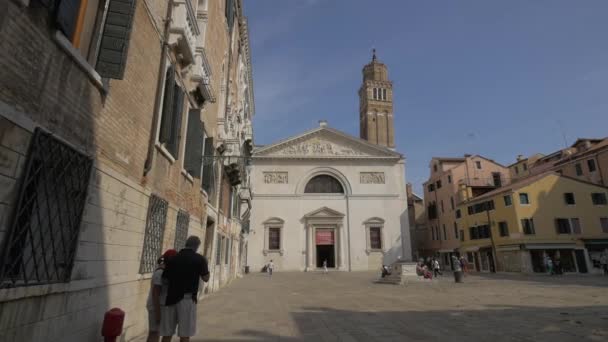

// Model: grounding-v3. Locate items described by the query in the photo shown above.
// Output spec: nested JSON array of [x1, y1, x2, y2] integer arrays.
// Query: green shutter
[[202, 137, 214, 194], [225, 0, 235, 32], [159, 66, 176, 144], [56, 0, 82, 39], [96, 0, 137, 79], [166, 86, 184, 157], [184, 110, 205, 178]]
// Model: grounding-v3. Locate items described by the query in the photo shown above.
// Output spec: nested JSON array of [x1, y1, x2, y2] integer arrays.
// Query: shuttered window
[[184, 110, 206, 177], [202, 137, 215, 196], [370, 227, 382, 249], [269, 228, 281, 250], [56, 0, 82, 40], [95, 0, 137, 79], [159, 65, 185, 158], [225, 0, 235, 32], [215, 236, 222, 265]]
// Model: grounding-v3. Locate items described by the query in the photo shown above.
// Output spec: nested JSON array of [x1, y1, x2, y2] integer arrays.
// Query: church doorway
[[315, 229, 336, 268]]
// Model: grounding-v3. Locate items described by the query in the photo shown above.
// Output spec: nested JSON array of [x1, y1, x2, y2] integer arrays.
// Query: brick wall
[[0, 0, 214, 341]]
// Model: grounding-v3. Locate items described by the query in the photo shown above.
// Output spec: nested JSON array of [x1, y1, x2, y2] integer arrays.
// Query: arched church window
[[304, 175, 344, 194]]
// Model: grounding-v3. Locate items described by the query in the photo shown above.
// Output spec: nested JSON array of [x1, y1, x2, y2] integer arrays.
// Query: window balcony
[[169, 0, 200, 66], [192, 46, 215, 102]]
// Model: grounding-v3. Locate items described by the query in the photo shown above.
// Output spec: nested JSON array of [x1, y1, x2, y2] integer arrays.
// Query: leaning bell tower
[[358, 49, 395, 149]]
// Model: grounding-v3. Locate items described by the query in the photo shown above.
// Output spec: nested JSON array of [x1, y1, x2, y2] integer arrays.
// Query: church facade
[[247, 52, 412, 271]]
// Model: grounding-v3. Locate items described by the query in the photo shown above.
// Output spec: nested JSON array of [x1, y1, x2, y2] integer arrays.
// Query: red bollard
[[101, 308, 125, 342]]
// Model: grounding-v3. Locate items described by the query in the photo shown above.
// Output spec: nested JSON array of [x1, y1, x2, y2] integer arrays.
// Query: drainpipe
[[346, 193, 352, 272], [486, 206, 499, 273], [144, 0, 174, 176]]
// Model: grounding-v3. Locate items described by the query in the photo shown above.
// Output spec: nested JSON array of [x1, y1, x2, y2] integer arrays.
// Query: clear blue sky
[[243, 0, 608, 194]]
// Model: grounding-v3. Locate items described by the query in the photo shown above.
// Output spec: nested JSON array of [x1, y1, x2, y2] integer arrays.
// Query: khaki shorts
[[160, 295, 197, 337]]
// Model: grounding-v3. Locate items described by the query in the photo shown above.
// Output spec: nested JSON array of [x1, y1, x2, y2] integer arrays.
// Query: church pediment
[[253, 127, 401, 159], [303, 207, 345, 219]]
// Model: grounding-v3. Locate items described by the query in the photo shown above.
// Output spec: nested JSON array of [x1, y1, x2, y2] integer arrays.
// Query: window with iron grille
[[174, 210, 190, 250], [139, 195, 168, 274], [269, 228, 281, 250], [0, 129, 92, 288], [370, 227, 382, 249]]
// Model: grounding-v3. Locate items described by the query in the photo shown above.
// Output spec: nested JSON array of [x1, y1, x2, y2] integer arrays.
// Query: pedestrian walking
[[146, 249, 177, 342], [600, 251, 608, 275], [545, 256, 554, 275], [433, 258, 442, 277], [267, 259, 274, 277], [554, 258, 563, 275], [323, 260, 328, 274], [459, 255, 468, 275], [160, 236, 210, 342]]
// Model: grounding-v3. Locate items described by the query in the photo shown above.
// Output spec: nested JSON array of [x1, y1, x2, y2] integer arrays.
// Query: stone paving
[[164, 272, 608, 341]]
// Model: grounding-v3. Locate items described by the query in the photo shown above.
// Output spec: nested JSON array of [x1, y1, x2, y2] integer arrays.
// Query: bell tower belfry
[[358, 49, 395, 149]]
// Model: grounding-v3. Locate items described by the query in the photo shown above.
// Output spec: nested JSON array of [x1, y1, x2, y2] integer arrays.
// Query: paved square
[[182, 272, 608, 341]]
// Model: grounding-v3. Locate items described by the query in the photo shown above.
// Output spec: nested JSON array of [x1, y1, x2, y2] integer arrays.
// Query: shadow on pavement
[[188, 304, 608, 341], [470, 272, 608, 288]]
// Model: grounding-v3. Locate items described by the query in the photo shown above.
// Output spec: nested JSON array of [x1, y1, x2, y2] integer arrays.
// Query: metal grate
[[174, 210, 190, 250], [0, 128, 93, 288], [139, 195, 168, 274]]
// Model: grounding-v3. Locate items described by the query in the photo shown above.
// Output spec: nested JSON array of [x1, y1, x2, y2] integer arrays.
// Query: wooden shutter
[[225, 0, 235, 32], [269, 228, 280, 250], [202, 137, 214, 194], [370, 227, 381, 249], [96, 0, 137, 79], [159, 66, 176, 144], [166, 86, 184, 157], [183, 110, 205, 178], [56, 0, 82, 40]]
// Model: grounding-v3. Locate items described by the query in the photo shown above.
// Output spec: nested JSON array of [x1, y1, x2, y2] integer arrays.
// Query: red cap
[[163, 249, 177, 258]]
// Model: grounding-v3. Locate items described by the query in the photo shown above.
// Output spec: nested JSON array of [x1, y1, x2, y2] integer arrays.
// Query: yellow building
[[456, 172, 608, 274]]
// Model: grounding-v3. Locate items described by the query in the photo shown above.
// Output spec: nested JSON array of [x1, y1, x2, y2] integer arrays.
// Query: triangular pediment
[[253, 127, 402, 159], [303, 206, 345, 219]]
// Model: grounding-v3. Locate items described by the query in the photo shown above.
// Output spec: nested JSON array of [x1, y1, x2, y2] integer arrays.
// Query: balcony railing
[[192, 46, 215, 102], [169, 0, 200, 66], [458, 177, 512, 188]]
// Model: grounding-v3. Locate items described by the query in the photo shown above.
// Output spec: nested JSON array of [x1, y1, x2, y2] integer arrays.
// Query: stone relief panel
[[360, 172, 385, 184], [276, 137, 365, 156], [263, 172, 288, 184]]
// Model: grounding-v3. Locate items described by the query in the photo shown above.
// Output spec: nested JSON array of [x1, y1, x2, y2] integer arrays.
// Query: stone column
[[337, 224, 345, 270], [306, 225, 314, 271]]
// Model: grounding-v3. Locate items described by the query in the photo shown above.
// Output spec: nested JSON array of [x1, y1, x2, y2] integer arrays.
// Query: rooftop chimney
[[517, 154, 524, 161], [319, 120, 328, 128]]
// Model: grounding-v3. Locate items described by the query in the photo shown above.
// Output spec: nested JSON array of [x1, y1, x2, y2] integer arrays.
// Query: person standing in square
[[161, 236, 210, 342]]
